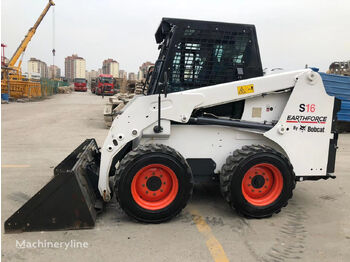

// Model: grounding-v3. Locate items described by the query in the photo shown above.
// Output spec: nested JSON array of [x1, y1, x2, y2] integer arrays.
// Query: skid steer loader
[[5, 18, 340, 232]]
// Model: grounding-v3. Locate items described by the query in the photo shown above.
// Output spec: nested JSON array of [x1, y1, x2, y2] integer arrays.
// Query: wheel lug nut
[[153, 193, 156, 196], [252, 189, 255, 192], [248, 184, 251, 186], [160, 175, 163, 178], [249, 176, 252, 179], [259, 190, 261, 193], [145, 176, 148, 179], [160, 189, 163, 192], [152, 172, 155, 176], [146, 191, 148, 194], [264, 186, 267, 188], [142, 184, 145, 187], [163, 182, 166, 185]]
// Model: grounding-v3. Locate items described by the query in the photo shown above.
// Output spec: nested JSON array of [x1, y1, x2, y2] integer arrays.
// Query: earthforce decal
[[288, 103, 326, 132], [237, 84, 254, 95], [286, 115, 327, 124]]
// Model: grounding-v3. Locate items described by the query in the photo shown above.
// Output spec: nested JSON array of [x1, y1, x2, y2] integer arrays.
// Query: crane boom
[[7, 0, 55, 69]]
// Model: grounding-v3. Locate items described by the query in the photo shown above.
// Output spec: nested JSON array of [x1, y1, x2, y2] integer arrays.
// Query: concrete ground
[[1, 92, 350, 262]]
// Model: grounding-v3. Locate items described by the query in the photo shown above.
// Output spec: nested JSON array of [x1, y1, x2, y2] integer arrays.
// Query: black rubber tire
[[220, 144, 296, 218], [115, 144, 193, 223]]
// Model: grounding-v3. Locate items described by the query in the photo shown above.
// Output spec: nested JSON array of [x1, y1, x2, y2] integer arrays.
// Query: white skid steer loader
[[5, 18, 340, 232]]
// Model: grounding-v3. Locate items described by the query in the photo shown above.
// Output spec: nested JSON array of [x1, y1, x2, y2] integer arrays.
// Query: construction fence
[[1, 78, 68, 99], [40, 78, 69, 96]]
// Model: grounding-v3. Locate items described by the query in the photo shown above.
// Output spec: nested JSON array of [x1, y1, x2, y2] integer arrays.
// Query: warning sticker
[[237, 84, 254, 95]]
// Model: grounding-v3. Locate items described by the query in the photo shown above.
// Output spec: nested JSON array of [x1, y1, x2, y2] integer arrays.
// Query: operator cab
[[147, 18, 264, 119]]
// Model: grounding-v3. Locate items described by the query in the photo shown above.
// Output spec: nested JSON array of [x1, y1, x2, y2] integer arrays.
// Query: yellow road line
[[2, 165, 31, 168], [190, 209, 229, 262]]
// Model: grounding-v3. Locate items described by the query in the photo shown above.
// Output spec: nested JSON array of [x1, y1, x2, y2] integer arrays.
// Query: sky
[[1, 0, 350, 76]]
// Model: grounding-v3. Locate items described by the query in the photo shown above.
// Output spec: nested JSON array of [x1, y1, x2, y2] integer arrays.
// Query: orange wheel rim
[[131, 164, 179, 210], [241, 163, 283, 206]]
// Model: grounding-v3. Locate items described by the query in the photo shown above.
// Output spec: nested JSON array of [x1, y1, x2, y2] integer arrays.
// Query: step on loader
[[5, 18, 340, 233]]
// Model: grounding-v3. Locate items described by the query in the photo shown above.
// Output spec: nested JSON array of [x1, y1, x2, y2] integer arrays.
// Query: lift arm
[[7, 0, 55, 69]]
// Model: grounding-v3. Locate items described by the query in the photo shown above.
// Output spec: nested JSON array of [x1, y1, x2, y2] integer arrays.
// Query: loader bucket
[[4, 139, 102, 233]]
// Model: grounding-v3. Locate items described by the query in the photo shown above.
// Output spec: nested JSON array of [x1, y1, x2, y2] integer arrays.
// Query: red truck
[[95, 74, 114, 95], [74, 78, 87, 92]]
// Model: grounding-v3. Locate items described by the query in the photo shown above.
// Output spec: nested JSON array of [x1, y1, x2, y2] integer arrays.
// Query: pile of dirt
[[58, 85, 74, 94]]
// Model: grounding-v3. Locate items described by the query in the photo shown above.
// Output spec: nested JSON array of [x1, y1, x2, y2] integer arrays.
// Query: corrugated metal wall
[[319, 72, 350, 122]]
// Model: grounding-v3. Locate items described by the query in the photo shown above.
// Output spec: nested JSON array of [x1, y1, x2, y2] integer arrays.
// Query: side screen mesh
[[167, 28, 252, 93]]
